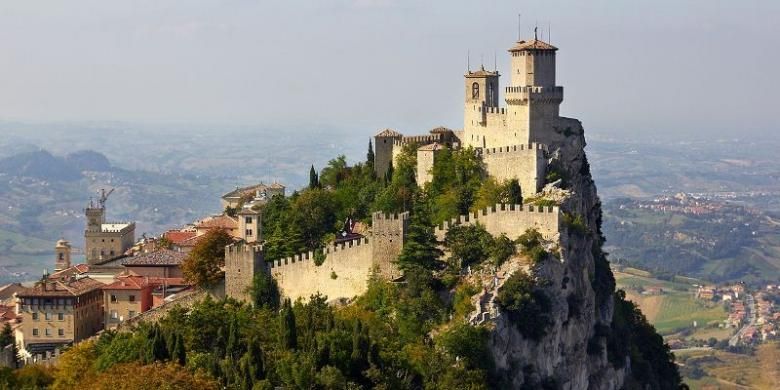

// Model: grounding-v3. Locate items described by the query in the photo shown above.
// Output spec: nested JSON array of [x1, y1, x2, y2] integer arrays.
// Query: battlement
[[480, 143, 548, 155], [505, 86, 563, 104], [480, 106, 506, 115], [270, 236, 370, 269], [371, 211, 410, 222], [85, 222, 135, 234], [435, 203, 560, 242], [225, 242, 263, 256]]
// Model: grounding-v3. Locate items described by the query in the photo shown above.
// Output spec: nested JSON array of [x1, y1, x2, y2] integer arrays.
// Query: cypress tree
[[174, 333, 186, 365], [367, 139, 375, 166], [279, 299, 298, 350], [309, 165, 319, 189], [151, 324, 168, 361]]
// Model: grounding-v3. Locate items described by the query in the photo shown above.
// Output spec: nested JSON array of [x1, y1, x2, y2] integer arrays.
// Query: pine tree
[[151, 325, 169, 362], [226, 317, 243, 359], [396, 195, 443, 271]]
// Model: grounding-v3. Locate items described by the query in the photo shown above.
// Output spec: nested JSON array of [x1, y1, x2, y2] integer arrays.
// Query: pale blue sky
[[0, 0, 777, 138]]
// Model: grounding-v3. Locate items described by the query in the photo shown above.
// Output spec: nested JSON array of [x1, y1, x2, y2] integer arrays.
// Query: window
[[471, 82, 479, 99], [58, 253, 64, 260], [110, 250, 115, 256], [32, 328, 38, 336], [45, 328, 51, 336], [129, 310, 136, 318], [58, 329, 64, 336], [110, 294, 117, 303], [57, 313, 64, 321], [245, 217, 253, 224], [128, 295, 135, 303], [31, 313, 38, 320], [245, 229, 253, 237], [110, 310, 118, 319], [44, 313, 51, 321]]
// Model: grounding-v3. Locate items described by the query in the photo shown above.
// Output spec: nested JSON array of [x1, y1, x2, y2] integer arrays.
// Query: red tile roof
[[163, 230, 197, 245], [195, 215, 237, 230], [18, 276, 104, 298], [104, 275, 150, 290], [508, 39, 557, 52]]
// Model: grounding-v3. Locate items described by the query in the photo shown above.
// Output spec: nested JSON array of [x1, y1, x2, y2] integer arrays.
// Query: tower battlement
[[480, 143, 548, 155]]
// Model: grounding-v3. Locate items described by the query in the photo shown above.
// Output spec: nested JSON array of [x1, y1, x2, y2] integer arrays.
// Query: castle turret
[[505, 34, 563, 145], [370, 211, 409, 279], [373, 128, 403, 178], [54, 239, 71, 272], [463, 67, 500, 145], [416, 142, 444, 187]]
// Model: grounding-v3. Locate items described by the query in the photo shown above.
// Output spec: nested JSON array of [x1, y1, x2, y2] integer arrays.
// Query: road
[[729, 293, 756, 347]]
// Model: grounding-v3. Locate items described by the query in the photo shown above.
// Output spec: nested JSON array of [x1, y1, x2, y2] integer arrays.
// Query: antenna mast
[[517, 13, 521, 40]]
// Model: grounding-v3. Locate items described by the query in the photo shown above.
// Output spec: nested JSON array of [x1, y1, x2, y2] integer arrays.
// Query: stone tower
[[416, 142, 443, 187], [463, 66, 500, 145], [54, 239, 72, 272], [373, 129, 403, 178], [224, 242, 265, 304], [370, 211, 409, 279], [505, 35, 563, 145], [85, 203, 105, 232]]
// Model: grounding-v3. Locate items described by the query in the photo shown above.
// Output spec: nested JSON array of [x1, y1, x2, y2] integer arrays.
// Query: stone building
[[373, 33, 565, 199], [84, 190, 135, 265], [103, 275, 153, 330], [15, 275, 104, 363], [221, 182, 285, 209]]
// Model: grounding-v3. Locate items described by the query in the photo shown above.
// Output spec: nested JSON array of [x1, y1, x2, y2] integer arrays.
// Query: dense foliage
[[494, 271, 552, 341], [182, 228, 235, 287]]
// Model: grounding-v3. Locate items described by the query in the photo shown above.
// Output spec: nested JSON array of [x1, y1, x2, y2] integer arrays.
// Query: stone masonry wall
[[481, 144, 547, 199], [435, 203, 560, 242], [269, 237, 374, 302]]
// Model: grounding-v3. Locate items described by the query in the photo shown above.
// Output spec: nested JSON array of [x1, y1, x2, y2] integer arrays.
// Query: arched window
[[471, 82, 479, 99]]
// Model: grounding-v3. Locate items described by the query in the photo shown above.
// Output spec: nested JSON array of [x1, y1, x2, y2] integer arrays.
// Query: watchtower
[[505, 32, 563, 145], [373, 128, 403, 178], [224, 242, 265, 304], [370, 211, 409, 279]]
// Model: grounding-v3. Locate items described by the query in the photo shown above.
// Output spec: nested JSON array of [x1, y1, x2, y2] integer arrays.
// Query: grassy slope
[[614, 269, 728, 335], [678, 343, 780, 389]]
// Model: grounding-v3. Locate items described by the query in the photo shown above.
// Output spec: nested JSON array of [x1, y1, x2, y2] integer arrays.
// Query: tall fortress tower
[[463, 30, 563, 149], [372, 31, 563, 199]]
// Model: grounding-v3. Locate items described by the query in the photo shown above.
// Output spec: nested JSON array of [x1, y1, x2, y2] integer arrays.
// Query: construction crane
[[97, 188, 114, 208]]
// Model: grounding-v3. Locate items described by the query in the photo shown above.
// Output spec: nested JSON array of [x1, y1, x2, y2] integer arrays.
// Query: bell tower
[[54, 239, 72, 272]]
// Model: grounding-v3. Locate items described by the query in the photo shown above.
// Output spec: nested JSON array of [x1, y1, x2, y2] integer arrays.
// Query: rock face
[[487, 118, 626, 389]]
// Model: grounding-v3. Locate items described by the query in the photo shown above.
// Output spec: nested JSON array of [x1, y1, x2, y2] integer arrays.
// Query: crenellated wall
[[434, 203, 560, 242], [269, 237, 374, 302], [481, 143, 547, 198]]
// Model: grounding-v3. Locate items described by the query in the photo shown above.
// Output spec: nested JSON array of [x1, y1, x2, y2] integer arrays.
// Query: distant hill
[[65, 150, 112, 172], [0, 150, 82, 181]]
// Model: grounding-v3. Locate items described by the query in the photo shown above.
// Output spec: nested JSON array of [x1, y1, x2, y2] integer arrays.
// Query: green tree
[[309, 165, 319, 189], [444, 224, 493, 268], [495, 271, 552, 341], [506, 179, 522, 204], [366, 139, 375, 169], [396, 196, 442, 272], [250, 271, 280, 310], [291, 188, 337, 250], [182, 228, 234, 287], [279, 300, 298, 350]]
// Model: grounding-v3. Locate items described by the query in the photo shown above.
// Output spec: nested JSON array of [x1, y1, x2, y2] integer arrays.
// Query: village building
[[84, 189, 136, 265], [14, 275, 104, 363], [221, 182, 285, 209], [103, 275, 153, 330]]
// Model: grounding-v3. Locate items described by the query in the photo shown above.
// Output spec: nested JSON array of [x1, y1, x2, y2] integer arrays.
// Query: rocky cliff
[[485, 118, 629, 389]]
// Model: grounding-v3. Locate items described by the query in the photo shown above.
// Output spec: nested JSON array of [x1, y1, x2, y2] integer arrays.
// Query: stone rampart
[[270, 237, 374, 302], [481, 143, 547, 198], [435, 203, 560, 242]]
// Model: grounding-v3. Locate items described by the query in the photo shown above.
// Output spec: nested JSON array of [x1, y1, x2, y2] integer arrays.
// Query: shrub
[[495, 271, 552, 341], [516, 229, 548, 265], [314, 249, 326, 266], [563, 212, 588, 236]]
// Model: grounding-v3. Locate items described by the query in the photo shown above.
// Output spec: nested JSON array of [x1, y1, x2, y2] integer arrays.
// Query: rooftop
[[163, 230, 197, 245], [222, 182, 285, 200], [376, 128, 403, 138], [17, 276, 104, 298], [121, 249, 186, 267], [508, 39, 557, 52], [195, 215, 238, 230], [48, 264, 90, 280], [101, 223, 133, 232], [103, 275, 150, 290], [465, 67, 499, 77]]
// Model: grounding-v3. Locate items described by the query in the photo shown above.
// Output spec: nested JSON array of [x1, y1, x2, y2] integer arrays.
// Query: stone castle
[[226, 32, 569, 303], [84, 189, 135, 265]]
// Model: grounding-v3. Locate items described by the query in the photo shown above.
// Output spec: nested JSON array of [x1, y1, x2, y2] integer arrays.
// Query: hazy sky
[[0, 0, 777, 139]]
